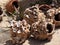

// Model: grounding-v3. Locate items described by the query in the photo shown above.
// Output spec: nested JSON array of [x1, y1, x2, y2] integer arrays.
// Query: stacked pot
[[24, 4, 55, 40]]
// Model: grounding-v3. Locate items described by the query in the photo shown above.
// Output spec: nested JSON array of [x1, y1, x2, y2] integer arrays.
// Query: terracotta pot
[[6, 0, 18, 13]]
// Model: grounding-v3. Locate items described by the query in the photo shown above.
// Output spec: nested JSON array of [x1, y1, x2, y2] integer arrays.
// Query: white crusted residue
[[26, 15, 29, 18], [17, 30, 21, 33]]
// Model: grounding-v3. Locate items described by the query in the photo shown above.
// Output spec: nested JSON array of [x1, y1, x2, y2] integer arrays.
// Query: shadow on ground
[[4, 40, 13, 45], [5, 37, 51, 45], [28, 37, 50, 45]]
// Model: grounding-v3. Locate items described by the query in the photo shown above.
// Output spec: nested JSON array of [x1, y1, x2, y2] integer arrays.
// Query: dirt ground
[[0, 16, 60, 45]]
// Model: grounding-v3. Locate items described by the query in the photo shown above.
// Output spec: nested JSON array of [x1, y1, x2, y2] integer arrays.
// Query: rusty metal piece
[[6, 0, 18, 13]]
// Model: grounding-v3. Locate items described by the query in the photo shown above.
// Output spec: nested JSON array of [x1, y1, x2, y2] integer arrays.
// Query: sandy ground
[[0, 16, 60, 45]]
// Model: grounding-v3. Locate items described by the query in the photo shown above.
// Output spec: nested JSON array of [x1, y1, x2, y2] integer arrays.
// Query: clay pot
[[6, 0, 18, 13], [32, 23, 54, 41]]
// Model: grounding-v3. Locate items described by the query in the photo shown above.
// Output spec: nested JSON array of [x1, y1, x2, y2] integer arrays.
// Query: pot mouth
[[55, 13, 60, 21], [39, 4, 51, 15], [0, 7, 3, 15], [47, 23, 53, 33], [12, 1, 18, 8]]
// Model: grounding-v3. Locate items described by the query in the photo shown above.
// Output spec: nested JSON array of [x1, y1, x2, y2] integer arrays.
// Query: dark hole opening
[[55, 13, 60, 21], [39, 7, 50, 15], [39, 7, 49, 12], [0, 8, 3, 15], [12, 1, 18, 8], [47, 24, 53, 33]]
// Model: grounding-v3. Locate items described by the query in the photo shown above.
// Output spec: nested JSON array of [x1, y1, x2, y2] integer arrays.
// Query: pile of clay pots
[[24, 4, 60, 43], [0, 0, 60, 44], [9, 4, 60, 45]]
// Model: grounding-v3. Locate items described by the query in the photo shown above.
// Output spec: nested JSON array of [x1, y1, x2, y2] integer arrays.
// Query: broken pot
[[6, 0, 19, 13]]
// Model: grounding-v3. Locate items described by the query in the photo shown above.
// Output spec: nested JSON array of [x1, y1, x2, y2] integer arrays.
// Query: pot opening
[[12, 1, 18, 8], [39, 7, 50, 15], [55, 13, 60, 21], [0, 8, 3, 15], [47, 23, 53, 33]]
